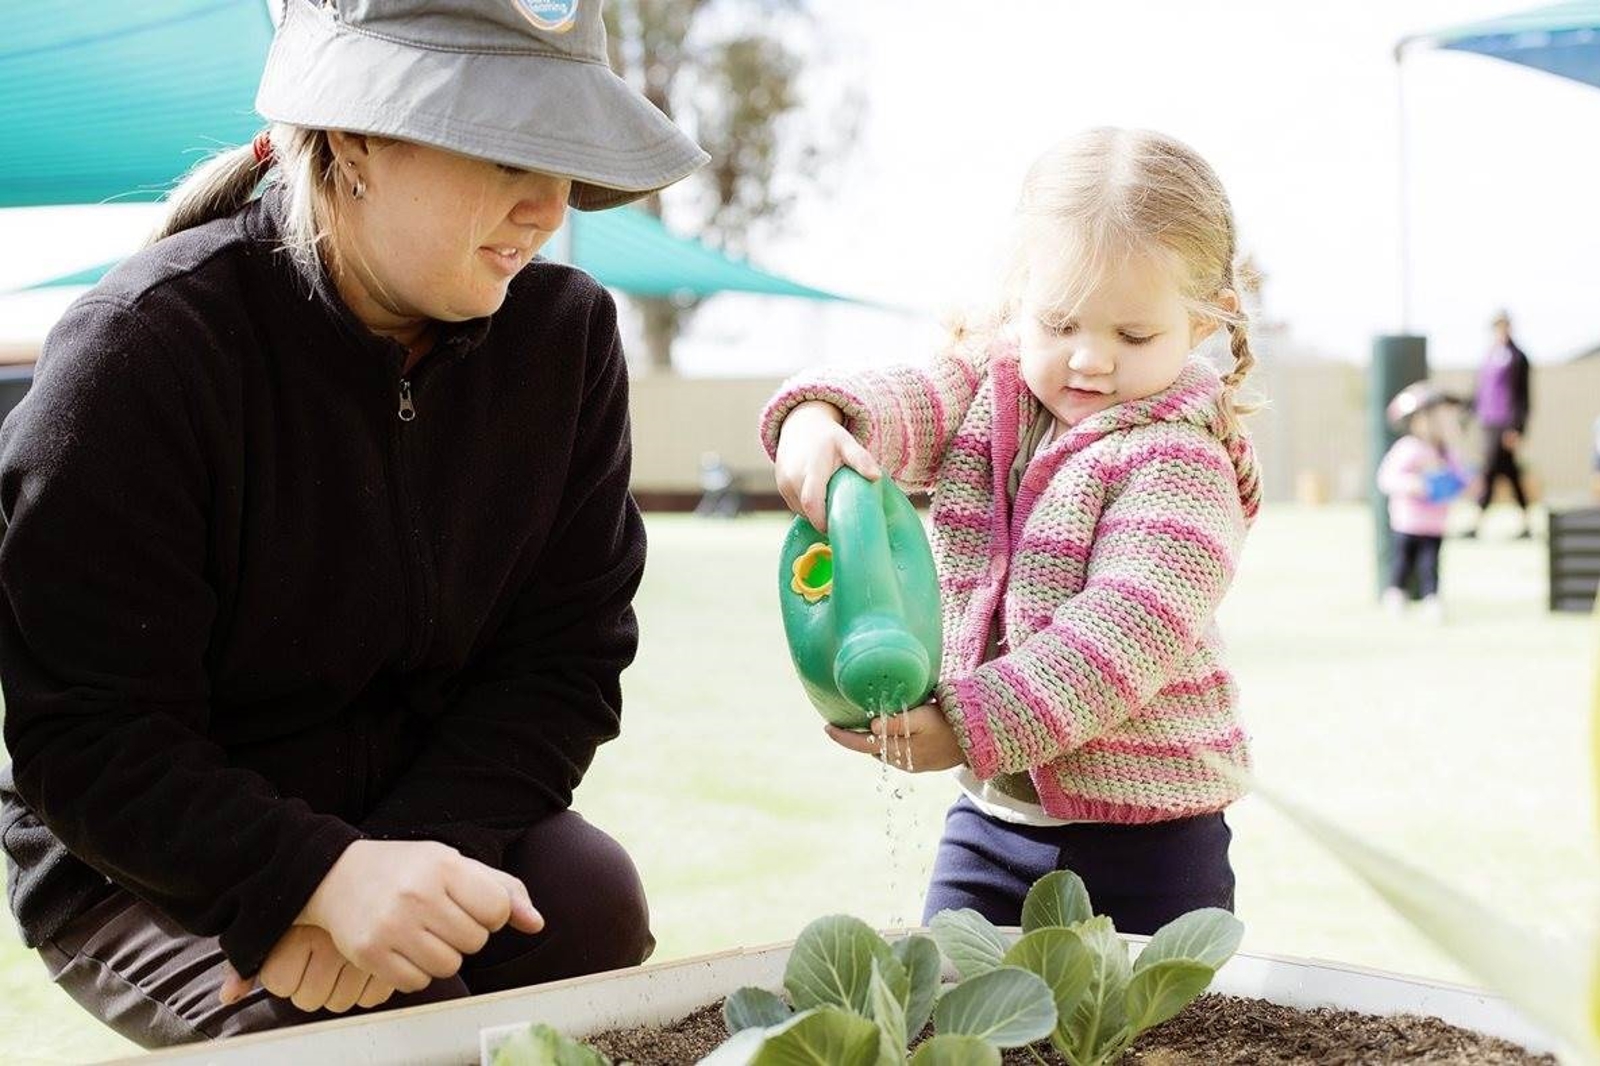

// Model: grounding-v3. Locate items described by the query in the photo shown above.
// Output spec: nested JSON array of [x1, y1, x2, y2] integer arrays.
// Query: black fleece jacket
[[0, 189, 643, 977]]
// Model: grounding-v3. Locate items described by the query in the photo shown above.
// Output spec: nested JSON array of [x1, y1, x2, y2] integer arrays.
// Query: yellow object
[[790, 543, 833, 604], [1591, 594, 1600, 1044]]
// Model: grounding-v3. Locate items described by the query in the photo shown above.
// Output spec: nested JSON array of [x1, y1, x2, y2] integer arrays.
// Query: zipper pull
[[398, 378, 416, 422]]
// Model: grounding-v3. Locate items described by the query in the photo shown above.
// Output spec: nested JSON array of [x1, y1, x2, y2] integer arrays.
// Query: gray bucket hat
[[256, 0, 709, 210]]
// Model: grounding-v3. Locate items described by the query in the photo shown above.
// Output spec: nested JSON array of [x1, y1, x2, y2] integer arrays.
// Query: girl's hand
[[774, 400, 881, 533], [826, 703, 966, 772], [297, 840, 544, 993], [219, 925, 395, 1013]]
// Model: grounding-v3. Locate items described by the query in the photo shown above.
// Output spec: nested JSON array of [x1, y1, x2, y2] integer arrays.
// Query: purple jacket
[[1475, 341, 1531, 432]]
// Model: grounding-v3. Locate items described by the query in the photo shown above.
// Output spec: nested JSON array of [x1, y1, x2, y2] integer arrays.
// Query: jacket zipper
[[390, 374, 433, 669], [389, 342, 470, 668]]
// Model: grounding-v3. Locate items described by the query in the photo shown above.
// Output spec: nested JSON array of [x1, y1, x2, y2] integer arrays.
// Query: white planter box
[[124, 935, 1558, 1066]]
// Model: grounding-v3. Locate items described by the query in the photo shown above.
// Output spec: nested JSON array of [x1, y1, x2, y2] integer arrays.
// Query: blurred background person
[[1465, 310, 1533, 539], [1379, 383, 1470, 622]]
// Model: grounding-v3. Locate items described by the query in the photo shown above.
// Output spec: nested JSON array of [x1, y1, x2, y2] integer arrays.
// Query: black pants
[[37, 810, 652, 1048], [1477, 427, 1528, 510], [1389, 531, 1443, 598], [921, 797, 1234, 935]]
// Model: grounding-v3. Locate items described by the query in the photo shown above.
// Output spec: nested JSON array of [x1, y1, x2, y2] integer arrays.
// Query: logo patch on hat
[[512, 0, 579, 33]]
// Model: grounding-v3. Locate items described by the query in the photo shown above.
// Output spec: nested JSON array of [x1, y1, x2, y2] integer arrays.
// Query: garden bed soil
[[582, 994, 1556, 1065]]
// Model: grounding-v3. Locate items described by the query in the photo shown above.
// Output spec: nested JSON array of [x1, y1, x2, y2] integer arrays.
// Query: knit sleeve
[[756, 333, 993, 493], [938, 431, 1248, 777]]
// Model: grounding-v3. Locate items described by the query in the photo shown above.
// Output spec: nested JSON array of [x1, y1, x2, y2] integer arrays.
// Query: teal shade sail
[[1400, 1, 1600, 89], [14, 207, 850, 302], [0, 1, 275, 207], [22, 263, 120, 289], [0, 0, 848, 302], [565, 209, 844, 301]]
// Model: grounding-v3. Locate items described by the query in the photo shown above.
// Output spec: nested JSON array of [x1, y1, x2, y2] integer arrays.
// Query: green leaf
[[1021, 870, 1093, 933], [1202, 755, 1600, 1062], [929, 909, 1008, 981], [785, 915, 896, 1016], [490, 1022, 611, 1066], [869, 958, 908, 1065], [1124, 959, 1215, 1036], [1133, 909, 1243, 973], [892, 934, 943, 1038], [933, 965, 1057, 1048], [1003, 927, 1095, 1050], [907, 1034, 1002, 1066], [1065, 916, 1130, 1063], [697, 1027, 769, 1066], [750, 1006, 883, 1066], [725, 987, 794, 1034]]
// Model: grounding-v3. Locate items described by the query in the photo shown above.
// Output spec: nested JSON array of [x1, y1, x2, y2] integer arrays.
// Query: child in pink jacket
[[761, 129, 1260, 934], [1378, 383, 1469, 621]]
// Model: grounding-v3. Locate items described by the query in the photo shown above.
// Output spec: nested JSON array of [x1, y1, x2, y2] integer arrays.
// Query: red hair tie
[[251, 130, 274, 168]]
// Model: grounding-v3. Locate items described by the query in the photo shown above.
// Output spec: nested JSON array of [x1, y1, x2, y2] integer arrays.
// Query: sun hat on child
[[256, 0, 709, 210], [1386, 381, 1462, 430]]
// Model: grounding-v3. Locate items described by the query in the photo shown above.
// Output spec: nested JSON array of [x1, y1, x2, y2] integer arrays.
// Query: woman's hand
[[774, 400, 880, 533], [826, 703, 966, 772], [297, 840, 544, 993], [219, 925, 395, 1013]]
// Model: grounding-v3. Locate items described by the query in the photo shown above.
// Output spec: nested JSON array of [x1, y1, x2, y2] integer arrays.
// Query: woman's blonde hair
[[147, 123, 340, 272], [999, 126, 1259, 436]]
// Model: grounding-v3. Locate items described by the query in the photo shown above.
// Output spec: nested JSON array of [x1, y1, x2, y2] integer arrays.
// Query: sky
[[1, 0, 1597, 375], [680, 0, 1600, 375]]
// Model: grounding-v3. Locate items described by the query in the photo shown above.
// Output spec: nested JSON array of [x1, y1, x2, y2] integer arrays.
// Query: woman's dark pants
[[36, 810, 651, 1048]]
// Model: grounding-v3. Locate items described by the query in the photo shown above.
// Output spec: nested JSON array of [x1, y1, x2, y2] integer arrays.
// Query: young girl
[[760, 128, 1260, 934], [1378, 382, 1469, 621]]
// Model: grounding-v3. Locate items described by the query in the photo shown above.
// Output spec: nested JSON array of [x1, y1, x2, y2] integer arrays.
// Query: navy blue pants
[[922, 797, 1235, 935], [1389, 531, 1443, 598]]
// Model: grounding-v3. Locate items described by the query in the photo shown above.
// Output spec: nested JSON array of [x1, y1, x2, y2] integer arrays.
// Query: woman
[[1466, 309, 1533, 539], [0, 0, 706, 1047]]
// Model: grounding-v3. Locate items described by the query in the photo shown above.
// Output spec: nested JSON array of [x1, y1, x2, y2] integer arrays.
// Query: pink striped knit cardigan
[[759, 332, 1261, 823]]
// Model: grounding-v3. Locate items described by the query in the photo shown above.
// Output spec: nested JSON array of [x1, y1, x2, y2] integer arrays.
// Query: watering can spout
[[835, 623, 931, 717], [778, 469, 942, 730]]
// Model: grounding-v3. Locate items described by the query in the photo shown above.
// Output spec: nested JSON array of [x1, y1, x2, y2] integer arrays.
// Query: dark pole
[[1370, 336, 1429, 596]]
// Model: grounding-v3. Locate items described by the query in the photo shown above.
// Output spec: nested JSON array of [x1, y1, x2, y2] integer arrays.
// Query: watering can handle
[[777, 469, 942, 728], [827, 470, 934, 716]]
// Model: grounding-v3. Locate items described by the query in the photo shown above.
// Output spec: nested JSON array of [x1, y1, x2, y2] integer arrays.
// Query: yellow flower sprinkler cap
[[790, 543, 833, 604]]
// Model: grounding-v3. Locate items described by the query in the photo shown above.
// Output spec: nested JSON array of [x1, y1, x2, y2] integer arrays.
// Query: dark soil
[[1114, 994, 1556, 1065], [583, 1003, 728, 1064], [581, 994, 1555, 1065]]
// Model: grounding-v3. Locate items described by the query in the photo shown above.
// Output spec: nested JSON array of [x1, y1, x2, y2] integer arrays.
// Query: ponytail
[[146, 124, 336, 272], [147, 133, 273, 246], [1221, 315, 1259, 437], [1216, 259, 1261, 439]]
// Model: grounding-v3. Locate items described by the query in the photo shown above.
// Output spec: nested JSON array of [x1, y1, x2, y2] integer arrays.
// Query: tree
[[603, 0, 862, 371]]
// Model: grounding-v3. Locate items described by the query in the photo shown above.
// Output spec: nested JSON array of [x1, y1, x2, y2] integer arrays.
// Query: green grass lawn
[[2, 503, 1595, 1063]]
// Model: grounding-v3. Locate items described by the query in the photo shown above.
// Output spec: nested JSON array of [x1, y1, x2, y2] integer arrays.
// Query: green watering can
[[778, 468, 942, 730]]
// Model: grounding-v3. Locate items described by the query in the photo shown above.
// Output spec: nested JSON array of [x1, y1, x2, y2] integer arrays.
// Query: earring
[[341, 158, 365, 199]]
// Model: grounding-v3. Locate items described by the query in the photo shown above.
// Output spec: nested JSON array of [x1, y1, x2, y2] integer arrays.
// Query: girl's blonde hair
[[998, 127, 1259, 436], [147, 123, 340, 272]]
